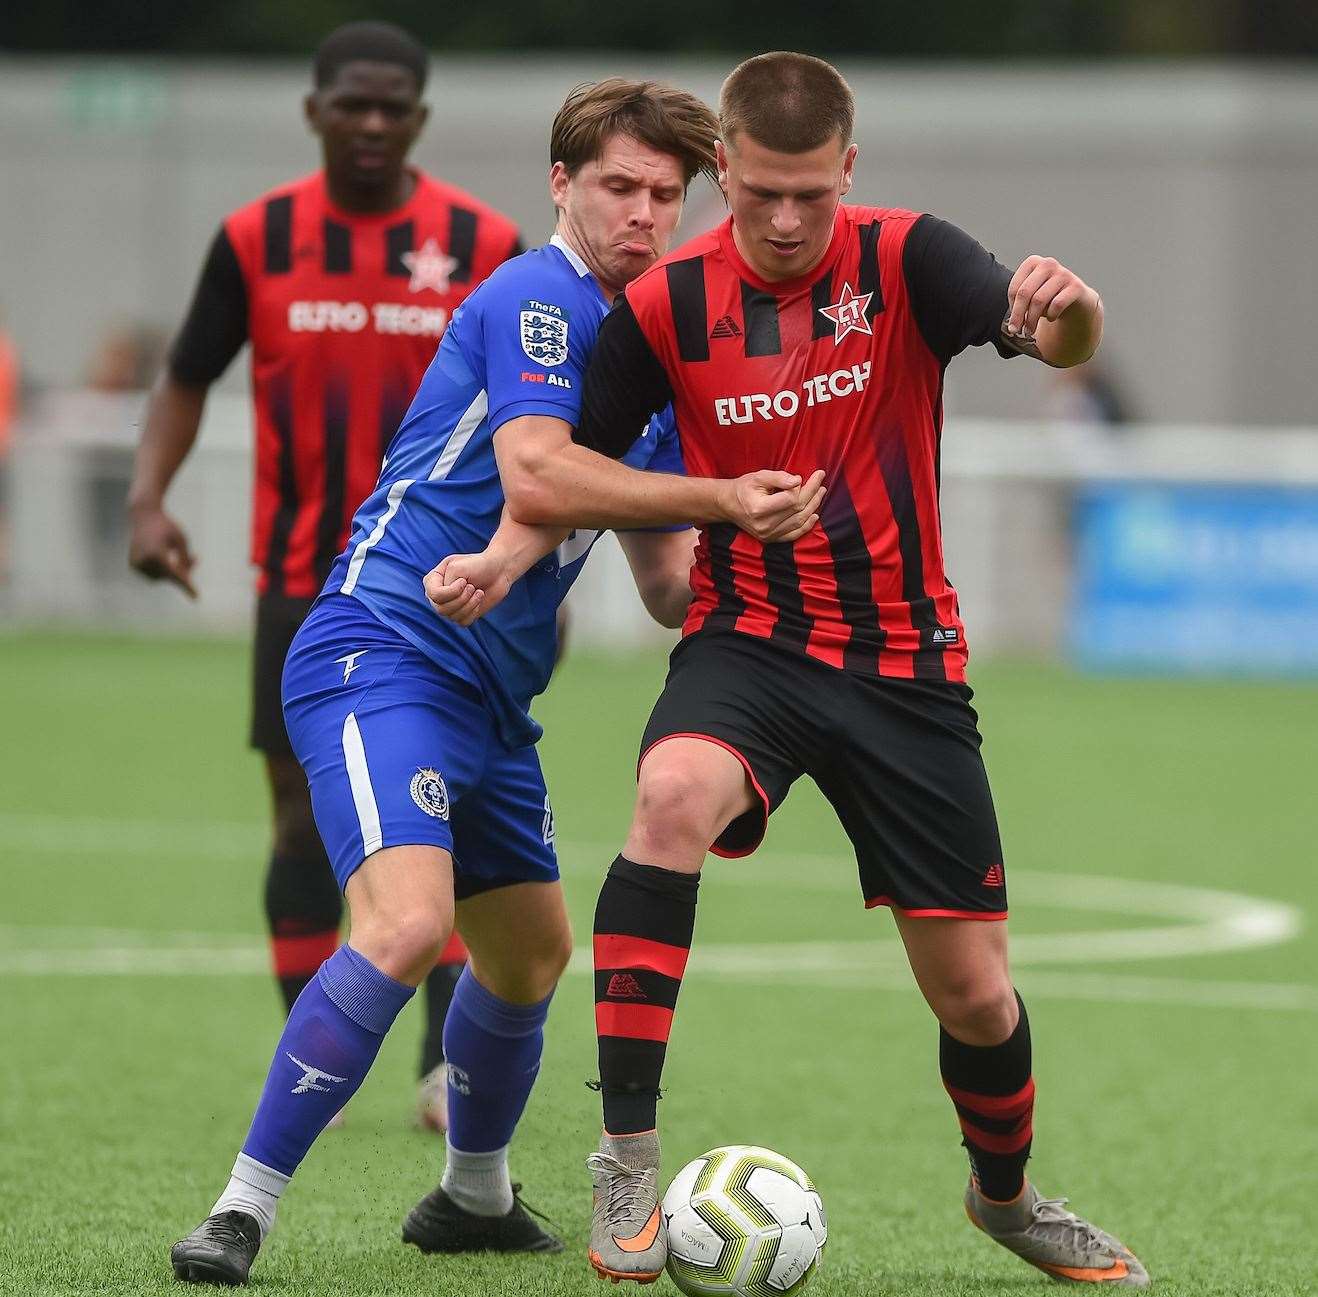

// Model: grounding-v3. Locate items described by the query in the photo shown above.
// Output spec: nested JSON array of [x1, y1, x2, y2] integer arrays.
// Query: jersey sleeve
[[482, 267, 589, 434], [902, 214, 1019, 365], [573, 297, 675, 460], [639, 406, 684, 476], [167, 225, 249, 385]]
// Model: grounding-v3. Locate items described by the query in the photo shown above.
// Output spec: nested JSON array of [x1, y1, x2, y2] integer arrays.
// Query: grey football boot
[[965, 1180, 1149, 1286], [586, 1131, 667, 1284]]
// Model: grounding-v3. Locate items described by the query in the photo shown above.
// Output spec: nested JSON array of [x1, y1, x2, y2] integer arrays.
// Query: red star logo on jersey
[[817, 281, 874, 344], [401, 237, 459, 295]]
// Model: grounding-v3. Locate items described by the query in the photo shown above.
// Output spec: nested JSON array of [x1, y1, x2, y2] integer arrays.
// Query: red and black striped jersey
[[574, 205, 1022, 682], [169, 169, 520, 597]]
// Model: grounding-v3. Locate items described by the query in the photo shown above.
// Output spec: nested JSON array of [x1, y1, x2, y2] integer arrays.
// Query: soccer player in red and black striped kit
[[126, 22, 520, 1131], [438, 50, 1149, 1288]]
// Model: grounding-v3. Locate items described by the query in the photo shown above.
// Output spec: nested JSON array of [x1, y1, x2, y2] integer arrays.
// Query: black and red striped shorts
[[639, 630, 1008, 918]]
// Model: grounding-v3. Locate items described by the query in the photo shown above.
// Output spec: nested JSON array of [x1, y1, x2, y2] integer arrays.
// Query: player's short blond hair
[[550, 78, 719, 190], [720, 52, 854, 153]]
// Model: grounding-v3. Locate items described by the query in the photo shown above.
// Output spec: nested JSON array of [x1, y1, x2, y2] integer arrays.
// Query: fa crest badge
[[520, 299, 570, 367]]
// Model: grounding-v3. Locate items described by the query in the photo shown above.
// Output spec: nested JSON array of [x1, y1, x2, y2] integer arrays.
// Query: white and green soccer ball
[[662, 1145, 827, 1297]]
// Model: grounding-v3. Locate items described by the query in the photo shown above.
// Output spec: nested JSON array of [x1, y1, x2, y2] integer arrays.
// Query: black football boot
[[402, 1182, 563, 1254], [170, 1210, 262, 1285]]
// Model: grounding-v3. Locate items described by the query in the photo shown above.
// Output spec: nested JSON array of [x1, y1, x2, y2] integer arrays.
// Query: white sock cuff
[[443, 1140, 509, 1171], [441, 1140, 513, 1216], [231, 1153, 291, 1198]]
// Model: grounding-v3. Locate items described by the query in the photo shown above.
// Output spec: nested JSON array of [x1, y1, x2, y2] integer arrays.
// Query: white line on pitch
[[0, 814, 1306, 973], [0, 933, 1314, 1013]]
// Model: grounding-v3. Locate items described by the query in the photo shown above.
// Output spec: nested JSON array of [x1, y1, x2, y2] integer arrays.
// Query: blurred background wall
[[2, 57, 1317, 424], [1, 3, 1316, 671]]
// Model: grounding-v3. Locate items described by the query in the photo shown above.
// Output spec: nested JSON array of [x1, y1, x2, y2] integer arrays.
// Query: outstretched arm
[[495, 414, 824, 537]]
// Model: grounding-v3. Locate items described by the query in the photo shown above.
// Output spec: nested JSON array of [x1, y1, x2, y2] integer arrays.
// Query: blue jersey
[[324, 236, 683, 749]]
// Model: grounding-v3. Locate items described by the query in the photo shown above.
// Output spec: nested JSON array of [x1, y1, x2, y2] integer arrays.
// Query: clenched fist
[[720, 468, 826, 543]]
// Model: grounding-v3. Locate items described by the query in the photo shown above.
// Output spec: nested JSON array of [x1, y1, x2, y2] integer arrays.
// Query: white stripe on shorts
[[341, 712, 383, 858]]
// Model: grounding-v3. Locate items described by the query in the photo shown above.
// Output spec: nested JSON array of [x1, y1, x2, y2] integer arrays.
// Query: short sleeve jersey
[[169, 169, 521, 597], [325, 236, 684, 749], [575, 206, 1022, 683]]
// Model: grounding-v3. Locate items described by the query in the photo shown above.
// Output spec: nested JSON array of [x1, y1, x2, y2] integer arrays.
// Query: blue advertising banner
[[1072, 484, 1318, 674]]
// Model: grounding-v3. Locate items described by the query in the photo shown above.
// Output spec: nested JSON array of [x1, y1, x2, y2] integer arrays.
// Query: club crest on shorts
[[409, 767, 449, 820], [520, 299, 569, 367]]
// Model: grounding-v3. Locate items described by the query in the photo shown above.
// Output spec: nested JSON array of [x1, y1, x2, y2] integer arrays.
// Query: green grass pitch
[[1, 630, 1315, 1295]]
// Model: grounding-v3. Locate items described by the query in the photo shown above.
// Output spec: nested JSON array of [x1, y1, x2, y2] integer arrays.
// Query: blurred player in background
[[435, 50, 1148, 1290], [167, 75, 822, 1288], [126, 21, 521, 1132]]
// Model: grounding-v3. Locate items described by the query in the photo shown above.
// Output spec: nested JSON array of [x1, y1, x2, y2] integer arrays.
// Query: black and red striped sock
[[593, 856, 699, 1135], [269, 924, 340, 1013], [939, 992, 1034, 1202], [265, 850, 342, 1015]]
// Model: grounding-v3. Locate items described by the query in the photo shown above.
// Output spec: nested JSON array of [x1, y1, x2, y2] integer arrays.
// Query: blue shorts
[[282, 594, 558, 895]]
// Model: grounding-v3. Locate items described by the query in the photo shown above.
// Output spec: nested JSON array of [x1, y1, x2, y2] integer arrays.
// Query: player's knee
[[398, 911, 453, 969], [634, 759, 729, 848], [476, 924, 573, 1003], [357, 906, 453, 984], [934, 975, 1018, 1046], [537, 923, 574, 986]]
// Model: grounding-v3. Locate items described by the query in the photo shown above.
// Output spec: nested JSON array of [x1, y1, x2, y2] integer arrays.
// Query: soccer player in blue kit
[[169, 78, 824, 1286]]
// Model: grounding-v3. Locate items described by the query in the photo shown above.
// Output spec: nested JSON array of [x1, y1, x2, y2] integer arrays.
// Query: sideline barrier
[[6, 392, 1318, 672]]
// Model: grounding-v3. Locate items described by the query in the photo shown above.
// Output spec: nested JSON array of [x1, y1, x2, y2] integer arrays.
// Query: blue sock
[[443, 967, 552, 1154], [240, 945, 414, 1176]]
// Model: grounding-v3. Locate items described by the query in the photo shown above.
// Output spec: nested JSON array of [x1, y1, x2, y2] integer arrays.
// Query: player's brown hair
[[551, 78, 719, 189], [720, 52, 854, 153]]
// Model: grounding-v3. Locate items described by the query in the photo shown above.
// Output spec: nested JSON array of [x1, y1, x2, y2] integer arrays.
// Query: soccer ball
[[663, 1145, 827, 1296]]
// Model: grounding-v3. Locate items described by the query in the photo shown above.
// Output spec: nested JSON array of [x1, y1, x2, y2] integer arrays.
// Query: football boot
[[965, 1179, 1149, 1286], [402, 1182, 562, 1254], [170, 1210, 261, 1286], [587, 1130, 667, 1284]]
